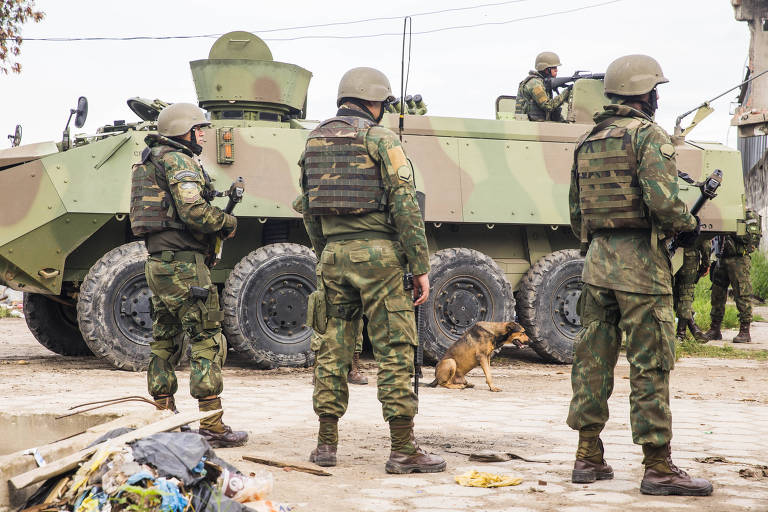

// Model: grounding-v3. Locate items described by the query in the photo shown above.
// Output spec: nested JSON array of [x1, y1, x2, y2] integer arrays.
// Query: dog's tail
[[426, 378, 438, 388]]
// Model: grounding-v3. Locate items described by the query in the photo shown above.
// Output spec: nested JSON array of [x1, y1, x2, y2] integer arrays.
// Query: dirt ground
[[2, 317, 768, 512]]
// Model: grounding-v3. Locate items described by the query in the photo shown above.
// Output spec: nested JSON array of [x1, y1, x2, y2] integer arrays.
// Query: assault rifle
[[206, 177, 245, 266], [547, 71, 605, 92], [403, 272, 424, 395], [668, 169, 722, 255]]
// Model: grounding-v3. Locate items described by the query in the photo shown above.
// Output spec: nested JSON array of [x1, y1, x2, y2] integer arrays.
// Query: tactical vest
[[129, 147, 185, 236], [515, 74, 547, 121], [303, 116, 386, 215], [576, 116, 650, 240]]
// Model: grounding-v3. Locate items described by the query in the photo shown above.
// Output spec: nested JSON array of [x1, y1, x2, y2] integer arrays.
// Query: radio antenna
[[399, 16, 412, 140]]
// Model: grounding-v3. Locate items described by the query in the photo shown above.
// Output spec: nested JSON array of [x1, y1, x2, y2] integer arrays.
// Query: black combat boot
[[347, 352, 368, 385], [572, 429, 614, 483], [675, 318, 687, 341], [703, 319, 722, 341], [309, 416, 338, 466], [687, 317, 707, 343], [733, 322, 751, 343], [640, 444, 713, 496], [197, 397, 248, 448], [385, 417, 446, 474]]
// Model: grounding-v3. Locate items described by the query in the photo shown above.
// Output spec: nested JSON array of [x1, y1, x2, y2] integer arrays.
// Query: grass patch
[[0, 307, 13, 319], [752, 250, 768, 300], [691, 273, 764, 330], [676, 337, 768, 360]]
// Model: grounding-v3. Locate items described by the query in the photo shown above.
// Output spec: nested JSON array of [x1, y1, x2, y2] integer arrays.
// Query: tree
[[0, 0, 44, 74]]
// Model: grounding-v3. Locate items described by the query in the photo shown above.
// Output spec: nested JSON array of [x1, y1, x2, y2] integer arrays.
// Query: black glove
[[676, 216, 701, 249]]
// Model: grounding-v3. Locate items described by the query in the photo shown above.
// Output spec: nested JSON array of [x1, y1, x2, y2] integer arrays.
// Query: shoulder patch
[[173, 170, 201, 182], [178, 182, 201, 203], [660, 143, 676, 160], [386, 147, 409, 176]]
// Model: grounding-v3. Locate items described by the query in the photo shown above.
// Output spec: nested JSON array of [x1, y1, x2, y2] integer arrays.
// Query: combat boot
[[733, 322, 751, 343], [703, 319, 722, 341], [197, 397, 248, 448], [347, 352, 368, 385], [309, 416, 338, 467], [153, 395, 191, 432], [385, 417, 446, 474], [675, 318, 687, 341], [572, 429, 614, 483], [640, 444, 713, 496], [687, 318, 707, 343]]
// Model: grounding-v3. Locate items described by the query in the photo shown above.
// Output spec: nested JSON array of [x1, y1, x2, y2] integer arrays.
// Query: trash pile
[[22, 431, 290, 512]]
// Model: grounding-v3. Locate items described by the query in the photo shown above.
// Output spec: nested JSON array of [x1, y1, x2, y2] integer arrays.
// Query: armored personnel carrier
[[0, 31, 746, 370]]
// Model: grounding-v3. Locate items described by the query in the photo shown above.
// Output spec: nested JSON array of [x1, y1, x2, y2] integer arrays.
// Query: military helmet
[[337, 67, 395, 107], [157, 103, 210, 137], [535, 52, 561, 72], [604, 54, 669, 96]]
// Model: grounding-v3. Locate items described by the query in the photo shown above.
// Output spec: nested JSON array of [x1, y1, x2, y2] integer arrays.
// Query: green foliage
[[751, 250, 768, 300], [0, 307, 12, 318], [691, 274, 763, 330], [676, 336, 768, 360], [111, 485, 164, 512], [0, 0, 45, 74]]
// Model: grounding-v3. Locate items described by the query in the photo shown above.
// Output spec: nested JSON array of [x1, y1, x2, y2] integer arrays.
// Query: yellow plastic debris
[[454, 470, 523, 488]]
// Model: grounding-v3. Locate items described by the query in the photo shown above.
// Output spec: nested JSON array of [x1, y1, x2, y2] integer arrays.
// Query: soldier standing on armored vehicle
[[515, 51, 571, 122], [674, 236, 711, 342], [129, 102, 248, 448], [567, 54, 712, 496], [704, 208, 762, 343], [299, 67, 446, 474]]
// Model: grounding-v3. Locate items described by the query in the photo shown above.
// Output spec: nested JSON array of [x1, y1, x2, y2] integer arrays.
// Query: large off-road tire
[[422, 248, 516, 363], [222, 243, 317, 369], [24, 293, 93, 356], [517, 249, 584, 364], [77, 242, 153, 371]]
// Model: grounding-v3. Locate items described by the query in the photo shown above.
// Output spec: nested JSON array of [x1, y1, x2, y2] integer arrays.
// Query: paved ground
[[2, 318, 768, 511]]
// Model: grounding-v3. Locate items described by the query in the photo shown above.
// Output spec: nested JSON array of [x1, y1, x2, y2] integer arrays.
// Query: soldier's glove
[[676, 216, 701, 249]]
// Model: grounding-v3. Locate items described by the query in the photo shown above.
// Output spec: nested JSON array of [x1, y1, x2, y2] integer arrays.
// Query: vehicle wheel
[[77, 242, 153, 371], [24, 293, 93, 356], [222, 243, 317, 369], [517, 249, 584, 364], [422, 248, 516, 363]]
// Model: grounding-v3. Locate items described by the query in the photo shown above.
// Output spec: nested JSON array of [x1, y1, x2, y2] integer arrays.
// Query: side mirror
[[74, 96, 88, 128], [8, 124, 21, 147]]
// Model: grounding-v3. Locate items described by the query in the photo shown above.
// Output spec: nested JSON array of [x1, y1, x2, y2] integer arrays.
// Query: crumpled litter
[[155, 477, 190, 512], [455, 470, 523, 488]]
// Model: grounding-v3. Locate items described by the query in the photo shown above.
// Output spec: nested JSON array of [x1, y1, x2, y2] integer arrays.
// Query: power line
[[18, 0, 626, 42]]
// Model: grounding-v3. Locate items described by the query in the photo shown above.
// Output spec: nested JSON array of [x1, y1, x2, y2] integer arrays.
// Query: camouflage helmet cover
[[337, 67, 395, 107], [604, 54, 669, 96], [535, 51, 562, 72], [157, 102, 211, 137]]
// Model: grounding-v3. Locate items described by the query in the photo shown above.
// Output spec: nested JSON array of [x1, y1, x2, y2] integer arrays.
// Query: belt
[[326, 231, 397, 243], [592, 228, 651, 237], [149, 250, 202, 263]]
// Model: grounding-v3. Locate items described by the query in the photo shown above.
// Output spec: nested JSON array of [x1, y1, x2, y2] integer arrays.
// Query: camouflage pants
[[308, 239, 418, 422], [567, 284, 674, 447], [145, 252, 225, 400], [673, 247, 699, 320], [710, 256, 752, 324]]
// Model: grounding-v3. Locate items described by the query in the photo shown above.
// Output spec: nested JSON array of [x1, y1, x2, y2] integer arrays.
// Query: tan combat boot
[[732, 322, 751, 343], [640, 444, 713, 496], [385, 417, 446, 474], [197, 397, 249, 448], [703, 319, 722, 341], [347, 352, 368, 385], [153, 394, 191, 432], [571, 429, 614, 483], [309, 416, 338, 467]]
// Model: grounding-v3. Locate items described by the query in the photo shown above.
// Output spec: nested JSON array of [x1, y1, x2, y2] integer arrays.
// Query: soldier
[[129, 102, 248, 448], [299, 67, 446, 474], [567, 55, 712, 496], [674, 236, 711, 342], [515, 51, 571, 122], [704, 208, 762, 343]]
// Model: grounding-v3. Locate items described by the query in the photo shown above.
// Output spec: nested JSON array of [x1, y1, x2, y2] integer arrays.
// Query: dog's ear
[[505, 322, 523, 334]]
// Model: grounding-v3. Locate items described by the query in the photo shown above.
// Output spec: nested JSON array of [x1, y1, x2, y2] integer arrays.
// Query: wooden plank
[[243, 455, 332, 477], [10, 409, 220, 491]]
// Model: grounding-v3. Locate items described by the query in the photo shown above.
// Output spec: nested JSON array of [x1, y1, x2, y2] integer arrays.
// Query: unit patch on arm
[[173, 170, 200, 181], [659, 143, 676, 160], [179, 182, 201, 203], [386, 147, 412, 183]]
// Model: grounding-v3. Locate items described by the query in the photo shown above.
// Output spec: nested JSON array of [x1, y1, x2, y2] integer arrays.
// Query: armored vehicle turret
[[0, 32, 746, 370]]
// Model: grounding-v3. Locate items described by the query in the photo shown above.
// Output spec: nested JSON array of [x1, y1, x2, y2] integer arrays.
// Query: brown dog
[[428, 321, 529, 392]]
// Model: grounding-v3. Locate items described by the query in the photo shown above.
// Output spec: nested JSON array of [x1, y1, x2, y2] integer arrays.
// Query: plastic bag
[[219, 468, 274, 503]]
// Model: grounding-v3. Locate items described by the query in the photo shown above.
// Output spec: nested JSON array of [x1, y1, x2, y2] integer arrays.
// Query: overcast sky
[[0, 0, 751, 148]]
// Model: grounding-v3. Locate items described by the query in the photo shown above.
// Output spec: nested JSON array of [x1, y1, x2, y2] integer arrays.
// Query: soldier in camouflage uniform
[[299, 67, 445, 474], [129, 102, 247, 448], [567, 55, 712, 496], [704, 208, 762, 343], [515, 51, 571, 122], [674, 236, 711, 342]]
